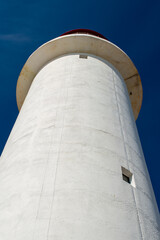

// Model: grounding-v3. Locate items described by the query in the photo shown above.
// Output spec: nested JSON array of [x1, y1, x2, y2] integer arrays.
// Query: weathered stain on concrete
[[16, 34, 142, 120]]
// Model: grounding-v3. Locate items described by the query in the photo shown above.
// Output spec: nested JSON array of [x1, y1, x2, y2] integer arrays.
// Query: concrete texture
[[0, 53, 159, 239], [16, 34, 142, 120]]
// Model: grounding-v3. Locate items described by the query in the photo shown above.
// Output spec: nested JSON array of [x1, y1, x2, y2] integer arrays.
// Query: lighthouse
[[0, 29, 159, 239]]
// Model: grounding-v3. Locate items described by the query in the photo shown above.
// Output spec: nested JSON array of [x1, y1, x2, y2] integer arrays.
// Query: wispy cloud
[[0, 33, 31, 42]]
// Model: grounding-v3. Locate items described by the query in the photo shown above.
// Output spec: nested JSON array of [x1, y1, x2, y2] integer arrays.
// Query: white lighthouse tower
[[0, 29, 159, 239]]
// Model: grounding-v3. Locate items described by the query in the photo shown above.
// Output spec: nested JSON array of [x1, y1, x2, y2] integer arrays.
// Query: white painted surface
[[16, 34, 142, 120], [0, 54, 159, 239]]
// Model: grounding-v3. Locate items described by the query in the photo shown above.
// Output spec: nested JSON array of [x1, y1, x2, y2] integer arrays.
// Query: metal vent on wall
[[121, 166, 136, 187], [79, 54, 88, 59]]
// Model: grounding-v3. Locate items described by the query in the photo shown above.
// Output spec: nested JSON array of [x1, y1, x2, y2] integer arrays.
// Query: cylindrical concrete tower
[[0, 29, 159, 240]]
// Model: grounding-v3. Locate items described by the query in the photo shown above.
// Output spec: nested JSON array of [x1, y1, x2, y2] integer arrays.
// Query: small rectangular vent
[[121, 166, 135, 187], [79, 54, 88, 59]]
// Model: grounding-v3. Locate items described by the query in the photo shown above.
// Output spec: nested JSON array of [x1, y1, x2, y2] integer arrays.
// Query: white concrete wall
[[0, 54, 159, 240]]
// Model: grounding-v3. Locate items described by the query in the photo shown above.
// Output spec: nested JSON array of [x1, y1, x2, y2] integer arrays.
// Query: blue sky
[[0, 0, 160, 209]]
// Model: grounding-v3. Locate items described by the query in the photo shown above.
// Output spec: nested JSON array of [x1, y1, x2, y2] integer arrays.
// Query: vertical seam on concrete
[[32, 76, 60, 239], [31, 81, 49, 240], [46, 58, 71, 239], [112, 70, 144, 240]]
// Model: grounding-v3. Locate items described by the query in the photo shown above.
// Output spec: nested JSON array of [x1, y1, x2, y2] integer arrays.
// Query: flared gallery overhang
[[16, 29, 142, 120]]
